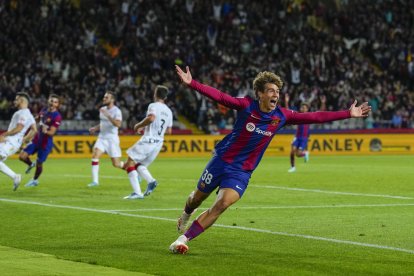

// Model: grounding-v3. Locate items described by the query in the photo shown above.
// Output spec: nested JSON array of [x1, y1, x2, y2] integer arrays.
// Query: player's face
[[13, 96, 22, 108], [102, 93, 113, 106], [300, 104, 309, 113], [258, 83, 280, 112], [48, 97, 60, 110]]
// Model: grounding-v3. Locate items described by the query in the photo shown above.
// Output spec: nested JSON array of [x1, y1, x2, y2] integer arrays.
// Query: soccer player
[[288, 102, 310, 173], [88, 91, 124, 187], [0, 92, 36, 191], [123, 85, 173, 199], [287, 94, 327, 172], [19, 94, 62, 187], [169, 65, 371, 254]]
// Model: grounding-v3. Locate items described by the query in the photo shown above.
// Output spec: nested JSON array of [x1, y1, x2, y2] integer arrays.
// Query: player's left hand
[[349, 100, 371, 118], [175, 65, 192, 85], [133, 124, 144, 134]]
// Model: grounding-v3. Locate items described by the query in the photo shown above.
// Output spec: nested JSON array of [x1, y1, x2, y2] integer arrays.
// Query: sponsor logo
[[245, 122, 272, 137], [255, 128, 272, 137], [235, 185, 243, 190], [246, 122, 256, 132], [250, 114, 261, 120]]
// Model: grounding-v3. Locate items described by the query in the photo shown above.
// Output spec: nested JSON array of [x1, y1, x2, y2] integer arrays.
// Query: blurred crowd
[[0, 0, 413, 132]]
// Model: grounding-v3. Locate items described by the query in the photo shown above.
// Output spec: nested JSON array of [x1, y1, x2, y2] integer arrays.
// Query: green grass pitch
[[1, 155, 413, 275]]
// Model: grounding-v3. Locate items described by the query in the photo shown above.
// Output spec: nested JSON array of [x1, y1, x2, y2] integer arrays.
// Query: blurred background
[[0, 0, 413, 135]]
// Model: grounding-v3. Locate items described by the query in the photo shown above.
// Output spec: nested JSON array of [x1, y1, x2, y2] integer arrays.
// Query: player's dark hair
[[253, 71, 283, 99], [155, 85, 169, 100], [16, 92, 30, 103]]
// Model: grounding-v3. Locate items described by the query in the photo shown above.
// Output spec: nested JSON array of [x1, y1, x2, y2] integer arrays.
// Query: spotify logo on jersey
[[246, 122, 255, 132], [246, 122, 272, 137]]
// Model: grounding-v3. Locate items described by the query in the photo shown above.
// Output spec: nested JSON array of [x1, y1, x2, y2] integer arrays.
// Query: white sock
[[137, 165, 155, 183], [177, 234, 189, 243], [128, 169, 142, 195], [0, 161, 16, 179], [92, 159, 99, 183]]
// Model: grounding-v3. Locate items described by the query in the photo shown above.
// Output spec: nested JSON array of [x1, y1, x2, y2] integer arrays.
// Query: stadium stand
[[0, 0, 413, 134]]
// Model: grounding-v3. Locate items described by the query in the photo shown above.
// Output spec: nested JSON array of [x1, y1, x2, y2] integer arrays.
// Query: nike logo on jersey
[[235, 185, 242, 190], [250, 114, 261, 120]]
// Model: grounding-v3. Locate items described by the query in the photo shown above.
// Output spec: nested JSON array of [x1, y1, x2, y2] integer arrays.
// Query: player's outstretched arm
[[349, 100, 371, 118], [283, 100, 371, 125], [175, 65, 250, 110]]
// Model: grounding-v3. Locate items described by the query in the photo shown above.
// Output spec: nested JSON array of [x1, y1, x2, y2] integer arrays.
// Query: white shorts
[[126, 137, 163, 167], [93, 137, 122, 158], [0, 140, 19, 161]]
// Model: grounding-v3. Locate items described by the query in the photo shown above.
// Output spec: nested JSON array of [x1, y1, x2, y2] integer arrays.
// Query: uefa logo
[[246, 122, 255, 132]]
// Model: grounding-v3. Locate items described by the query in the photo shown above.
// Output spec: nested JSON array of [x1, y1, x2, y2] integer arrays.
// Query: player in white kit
[[88, 91, 124, 187], [124, 85, 173, 199], [0, 92, 37, 191]]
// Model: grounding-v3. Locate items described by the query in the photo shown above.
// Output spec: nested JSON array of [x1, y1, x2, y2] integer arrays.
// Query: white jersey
[[142, 102, 173, 141], [6, 108, 36, 147], [98, 105, 122, 139]]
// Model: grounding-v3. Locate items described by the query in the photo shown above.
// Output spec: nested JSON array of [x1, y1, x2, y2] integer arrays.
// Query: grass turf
[[0, 155, 413, 275]]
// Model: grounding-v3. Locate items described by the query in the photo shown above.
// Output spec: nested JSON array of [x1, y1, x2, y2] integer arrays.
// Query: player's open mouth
[[270, 99, 277, 105]]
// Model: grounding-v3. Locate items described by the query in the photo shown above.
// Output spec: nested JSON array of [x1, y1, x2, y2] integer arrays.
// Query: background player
[[19, 94, 62, 186], [88, 91, 124, 187], [123, 85, 173, 199], [0, 92, 36, 191], [287, 94, 327, 172], [169, 65, 371, 254]]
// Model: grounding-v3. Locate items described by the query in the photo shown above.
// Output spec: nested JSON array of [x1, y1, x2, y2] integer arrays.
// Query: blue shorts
[[292, 137, 308, 150], [197, 156, 252, 197], [24, 143, 52, 163]]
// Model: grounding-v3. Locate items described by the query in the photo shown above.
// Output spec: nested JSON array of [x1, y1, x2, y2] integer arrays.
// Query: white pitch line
[[59, 174, 414, 200], [1, 198, 413, 255], [106, 203, 414, 212], [252, 185, 414, 200]]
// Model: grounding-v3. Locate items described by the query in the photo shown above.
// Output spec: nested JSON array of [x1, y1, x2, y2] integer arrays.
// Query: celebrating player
[[19, 94, 62, 187], [88, 91, 124, 187], [169, 65, 371, 254], [123, 85, 173, 199], [0, 92, 37, 191]]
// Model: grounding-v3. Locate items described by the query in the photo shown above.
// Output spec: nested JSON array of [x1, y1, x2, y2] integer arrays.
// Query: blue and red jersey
[[32, 108, 62, 150], [190, 80, 350, 171], [295, 124, 310, 139]]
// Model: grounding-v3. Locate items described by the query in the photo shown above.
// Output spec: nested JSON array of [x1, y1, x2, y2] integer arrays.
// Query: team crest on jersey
[[271, 118, 280, 125], [46, 118, 51, 123]]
